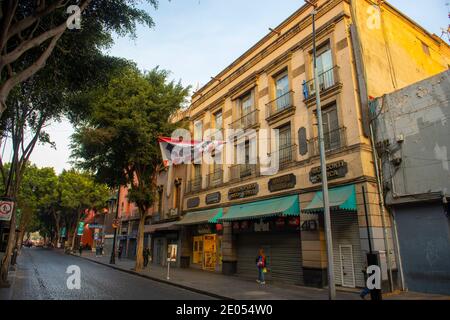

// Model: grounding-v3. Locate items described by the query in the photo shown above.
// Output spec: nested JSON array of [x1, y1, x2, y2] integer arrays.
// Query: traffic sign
[[0, 200, 15, 221], [112, 219, 120, 229]]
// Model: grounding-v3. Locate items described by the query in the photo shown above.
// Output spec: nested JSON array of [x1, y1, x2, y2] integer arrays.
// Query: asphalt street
[[2, 247, 213, 300]]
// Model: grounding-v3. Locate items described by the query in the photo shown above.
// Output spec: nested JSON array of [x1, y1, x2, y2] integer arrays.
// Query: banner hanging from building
[[158, 136, 223, 167], [77, 222, 85, 236]]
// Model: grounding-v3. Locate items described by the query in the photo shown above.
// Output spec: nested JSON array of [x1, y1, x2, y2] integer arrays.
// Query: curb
[[70, 253, 232, 300]]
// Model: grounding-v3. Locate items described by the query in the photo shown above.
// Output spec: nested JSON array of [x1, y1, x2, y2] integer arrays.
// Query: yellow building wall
[[352, 0, 450, 98]]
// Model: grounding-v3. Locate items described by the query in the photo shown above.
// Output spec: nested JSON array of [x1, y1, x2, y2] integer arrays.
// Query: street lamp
[[305, 0, 336, 300], [108, 189, 120, 265]]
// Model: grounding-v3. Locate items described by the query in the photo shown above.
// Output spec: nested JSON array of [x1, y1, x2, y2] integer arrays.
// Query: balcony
[[266, 91, 295, 120], [303, 66, 340, 101], [230, 109, 259, 130], [269, 144, 297, 170], [229, 163, 260, 182], [206, 169, 224, 188], [186, 176, 202, 194], [308, 127, 347, 157]]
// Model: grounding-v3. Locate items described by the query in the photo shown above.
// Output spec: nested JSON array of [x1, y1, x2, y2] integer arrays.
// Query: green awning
[[302, 184, 357, 214], [219, 195, 300, 222], [176, 208, 223, 226]]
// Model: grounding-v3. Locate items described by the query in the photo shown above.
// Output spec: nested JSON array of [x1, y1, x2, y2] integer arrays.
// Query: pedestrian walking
[[118, 244, 123, 260], [143, 247, 150, 267], [255, 248, 267, 285]]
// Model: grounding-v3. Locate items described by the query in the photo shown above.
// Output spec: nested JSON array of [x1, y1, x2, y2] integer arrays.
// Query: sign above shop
[[88, 224, 104, 229], [268, 174, 297, 192], [198, 224, 213, 235], [206, 192, 221, 205], [228, 183, 259, 200], [254, 220, 270, 232], [309, 160, 348, 184], [187, 197, 200, 209]]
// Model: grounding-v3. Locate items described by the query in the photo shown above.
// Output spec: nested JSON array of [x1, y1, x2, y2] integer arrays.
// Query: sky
[[15, 0, 450, 173]]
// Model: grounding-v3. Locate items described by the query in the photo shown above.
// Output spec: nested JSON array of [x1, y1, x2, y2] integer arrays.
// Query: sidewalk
[[72, 251, 450, 300], [72, 250, 392, 300]]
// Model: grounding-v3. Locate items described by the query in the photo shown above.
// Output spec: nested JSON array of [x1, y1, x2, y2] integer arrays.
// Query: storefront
[[148, 221, 180, 267], [219, 195, 304, 285], [302, 184, 365, 288], [176, 208, 223, 272]]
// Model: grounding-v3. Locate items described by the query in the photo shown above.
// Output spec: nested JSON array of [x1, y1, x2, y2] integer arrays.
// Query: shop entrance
[[193, 234, 218, 271]]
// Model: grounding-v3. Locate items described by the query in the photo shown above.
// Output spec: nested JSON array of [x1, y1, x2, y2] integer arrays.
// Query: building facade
[[372, 70, 450, 295], [147, 164, 187, 268], [172, 0, 450, 290]]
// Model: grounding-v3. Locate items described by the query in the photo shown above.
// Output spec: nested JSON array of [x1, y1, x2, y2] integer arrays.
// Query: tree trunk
[[0, 212, 16, 285], [51, 209, 61, 248], [71, 210, 82, 252], [16, 229, 25, 253], [134, 213, 146, 271]]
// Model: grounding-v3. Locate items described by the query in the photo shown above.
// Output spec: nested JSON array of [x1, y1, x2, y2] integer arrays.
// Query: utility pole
[[305, 0, 336, 300], [109, 187, 121, 265]]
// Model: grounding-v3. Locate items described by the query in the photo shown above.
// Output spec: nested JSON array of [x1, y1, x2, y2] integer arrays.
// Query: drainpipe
[[369, 123, 394, 292], [390, 208, 406, 291]]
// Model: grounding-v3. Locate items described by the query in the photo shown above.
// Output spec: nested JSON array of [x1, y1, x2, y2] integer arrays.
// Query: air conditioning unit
[[169, 208, 179, 216]]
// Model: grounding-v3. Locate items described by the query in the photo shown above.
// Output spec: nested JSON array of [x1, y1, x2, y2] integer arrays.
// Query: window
[[214, 110, 223, 130], [321, 104, 340, 151], [313, 43, 334, 89], [240, 92, 253, 116], [173, 182, 181, 209], [275, 72, 290, 110], [277, 123, 292, 167], [194, 164, 201, 179], [194, 120, 203, 141]]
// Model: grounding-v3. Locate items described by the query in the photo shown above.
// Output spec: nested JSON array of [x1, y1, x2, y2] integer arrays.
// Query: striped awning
[[219, 195, 300, 222], [176, 208, 223, 226], [302, 184, 357, 214]]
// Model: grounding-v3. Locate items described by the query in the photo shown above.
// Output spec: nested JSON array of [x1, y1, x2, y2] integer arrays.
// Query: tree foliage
[[71, 66, 190, 269], [0, 0, 159, 116]]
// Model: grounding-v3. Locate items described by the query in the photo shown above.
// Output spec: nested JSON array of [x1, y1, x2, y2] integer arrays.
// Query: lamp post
[[305, 0, 336, 300], [109, 188, 120, 265]]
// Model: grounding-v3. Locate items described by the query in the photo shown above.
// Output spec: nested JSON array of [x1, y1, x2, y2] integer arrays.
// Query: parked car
[[23, 240, 33, 248]]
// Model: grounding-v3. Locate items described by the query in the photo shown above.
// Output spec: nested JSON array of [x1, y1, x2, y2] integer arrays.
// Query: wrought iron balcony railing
[[303, 66, 340, 100], [230, 109, 259, 130], [206, 169, 224, 188], [266, 90, 294, 119], [229, 163, 260, 182], [308, 127, 347, 156], [269, 144, 297, 170], [186, 176, 202, 193]]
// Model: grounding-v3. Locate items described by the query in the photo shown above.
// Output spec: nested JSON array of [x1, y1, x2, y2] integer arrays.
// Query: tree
[[0, 0, 158, 117], [71, 67, 190, 270], [0, 54, 131, 285], [15, 165, 58, 250], [57, 169, 109, 252]]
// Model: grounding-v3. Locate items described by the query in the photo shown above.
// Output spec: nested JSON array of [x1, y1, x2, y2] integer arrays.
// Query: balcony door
[[278, 124, 292, 167], [275, 72, 289, 111], [315, 44, 334, 90], [322, 104, 340, 151]]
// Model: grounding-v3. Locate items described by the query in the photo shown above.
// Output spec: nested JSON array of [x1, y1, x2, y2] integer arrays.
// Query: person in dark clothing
[[255, 248, 266, 285], [79, 243, 83, 256], [118, 244, 123, 260], [143, 247, 150, 267]]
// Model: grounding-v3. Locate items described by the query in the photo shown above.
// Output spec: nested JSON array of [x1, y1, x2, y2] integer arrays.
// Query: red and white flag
[[158, 137, 224, 167]]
